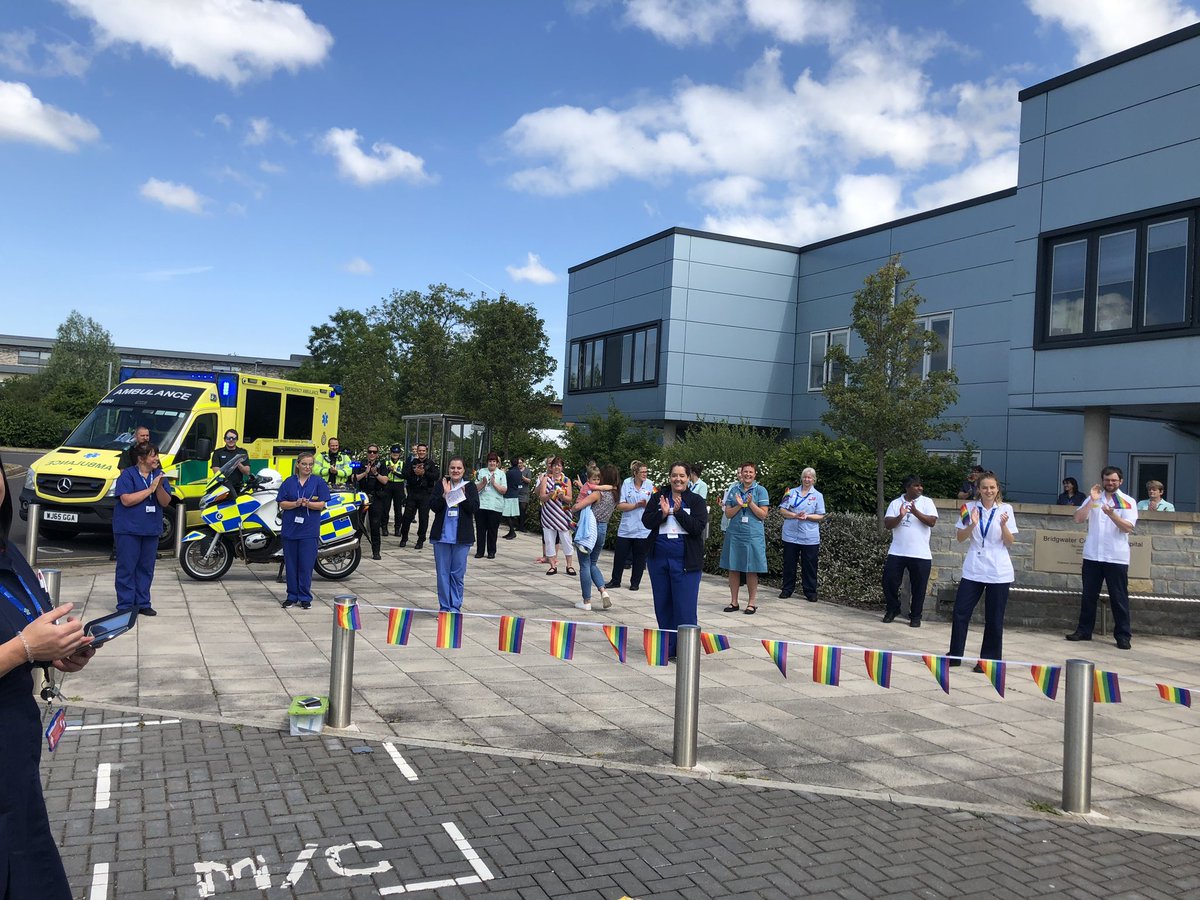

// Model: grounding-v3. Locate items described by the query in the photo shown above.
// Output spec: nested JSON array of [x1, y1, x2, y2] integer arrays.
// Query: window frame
[[566, 321, 661, 395], [914, 312, 953, 378], [1036, 198, 1200, 349], [807, 328, 849, 392]]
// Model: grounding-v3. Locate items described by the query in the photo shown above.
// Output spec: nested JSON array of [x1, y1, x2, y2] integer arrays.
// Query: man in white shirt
[[1067, 466, 1138, 650], [881, 475, 939, 627]]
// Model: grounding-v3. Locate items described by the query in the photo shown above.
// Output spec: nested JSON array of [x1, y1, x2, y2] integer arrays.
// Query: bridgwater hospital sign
[[1032, 530, 1151, 579]]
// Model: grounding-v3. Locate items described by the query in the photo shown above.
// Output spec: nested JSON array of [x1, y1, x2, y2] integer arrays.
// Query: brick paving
[[45, 708, 1200, 898]]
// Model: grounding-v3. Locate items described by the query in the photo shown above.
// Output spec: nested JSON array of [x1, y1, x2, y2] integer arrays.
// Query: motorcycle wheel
[[314, 545, 361, 580], [179, 533, 234, 581]]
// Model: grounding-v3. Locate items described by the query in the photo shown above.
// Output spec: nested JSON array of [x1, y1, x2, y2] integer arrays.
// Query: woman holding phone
[[113, 442, 173, 616]]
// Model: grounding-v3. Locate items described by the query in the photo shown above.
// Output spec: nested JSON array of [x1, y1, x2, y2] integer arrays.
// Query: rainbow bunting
[[978, 659, 1006, 698], [1093, 670, 1121, 703], [1110, 493, 1133, 510], [959, 503, 971, 525], [923, 654, 950, 694], [762, 639, 788, 678], [603, 625, 628, 663], [643, 629, 670, 666], [498, 615, 525, 654], [385, 608, 413, 645], [812, 645, 841, 686], [436, 611, 463, 649], [1156, 683, 1193, 708], [699, 632, 731, 654], [336, 603, 361, 631], [1030, 664, 1061, 700], [864, 650, 892, 688], [549, 621, 576, 660]]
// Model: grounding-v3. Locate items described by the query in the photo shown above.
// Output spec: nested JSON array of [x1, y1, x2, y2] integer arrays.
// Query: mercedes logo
[[57, 478, 72, 494]]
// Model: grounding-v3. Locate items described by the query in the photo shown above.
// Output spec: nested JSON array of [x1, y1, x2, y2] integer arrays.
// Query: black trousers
[[383, 482, 405, 530], [948, 579, 1009, 660], [366, 495, 385, 555], [882, 554, 932, 621], [610, 536, 647, 588], [399, 495, 430, 544], [475, 508, 502, 557], [781, 542, 819, 599], [1077, 559, 1131, 641]]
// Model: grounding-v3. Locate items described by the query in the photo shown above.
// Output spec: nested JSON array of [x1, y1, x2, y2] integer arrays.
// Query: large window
[[567, 322, 659, 393], [808, 329, 848, 391], [912, 313, 953, 378], [1039, 203, 1199, 346], [17, 349, 51, 367]]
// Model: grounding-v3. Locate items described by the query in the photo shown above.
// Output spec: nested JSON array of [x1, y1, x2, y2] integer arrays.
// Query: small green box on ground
[[288, 695, 328, 736]]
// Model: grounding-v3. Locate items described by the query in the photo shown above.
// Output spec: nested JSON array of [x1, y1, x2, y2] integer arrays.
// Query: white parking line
[[89, 862, 109, 899], [377, 822, 494, 895], [382, 742, 419, 781], [68, 719, 181, 732], [95, 763, 111, 810], [443, 821, 494, 882]]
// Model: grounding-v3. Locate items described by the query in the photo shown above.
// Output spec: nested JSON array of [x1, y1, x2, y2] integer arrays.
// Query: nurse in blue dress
[[276, 452, 330, 610], [113, 443, 173, 615], [720, 461, 769, 614]]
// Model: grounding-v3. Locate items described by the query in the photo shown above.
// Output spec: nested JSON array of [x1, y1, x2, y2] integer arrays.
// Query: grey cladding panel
[[613, 236, 671, 276], [683, 289, 796, 332], [687, 236, 801, 277], [683, 320, 795, 364], [688, 261, 797, 302]]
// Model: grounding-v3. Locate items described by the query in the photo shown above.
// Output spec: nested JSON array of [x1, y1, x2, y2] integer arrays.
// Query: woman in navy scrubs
[[642, 462, 708, 658], [113, 443, 173, 616], [276, 452, 330, 610], [429, 456, 479, 612], [0, 530, 97, 898]]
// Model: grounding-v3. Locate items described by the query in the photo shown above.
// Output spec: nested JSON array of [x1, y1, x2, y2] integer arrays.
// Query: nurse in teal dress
[[720, 461, 769, 614]]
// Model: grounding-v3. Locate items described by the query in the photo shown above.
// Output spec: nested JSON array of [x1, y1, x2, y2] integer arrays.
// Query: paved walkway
[[46, 531, 1200, 833]]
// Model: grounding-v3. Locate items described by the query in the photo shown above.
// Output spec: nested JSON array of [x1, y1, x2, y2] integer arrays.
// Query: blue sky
[[2, 0, 1198, 383]]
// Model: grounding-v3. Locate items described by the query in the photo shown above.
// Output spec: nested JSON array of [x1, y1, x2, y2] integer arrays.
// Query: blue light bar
[[217, 375, 238, 407]]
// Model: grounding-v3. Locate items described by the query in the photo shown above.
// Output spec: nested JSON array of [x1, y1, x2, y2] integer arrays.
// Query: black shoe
[[139, 607, 157, 617], [972, 662, 987, 673], [627, 584, 640, 592], [487, 554, 496, 560], [948, 659, 962, 668], [372, 553, 382, 560], [282, 599, 297, 609], [605, 581, 621, 590], [806, 595, 818, 603], [1065, 631, 1091, 642], [503, 532, 516, 540], [381, 528, 389, 537], [1116, 638, 1132, 650], [882, 611, 897, 623], [300, 602, 311, 610], [908, 618, 921, 628], [414, 541, 424, 550], [398, 540, 408, 548], [778, 591, 792, 599], [475, 552, 485, 559]]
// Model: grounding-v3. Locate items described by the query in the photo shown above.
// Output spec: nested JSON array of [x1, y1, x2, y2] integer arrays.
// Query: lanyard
[[790, 490, 813, 510], [977, 503, 997, 541], [0, 574, 46, 624]]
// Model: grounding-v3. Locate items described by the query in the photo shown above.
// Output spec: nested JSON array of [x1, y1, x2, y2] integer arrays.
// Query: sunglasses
[[225, 436, 238, 441]]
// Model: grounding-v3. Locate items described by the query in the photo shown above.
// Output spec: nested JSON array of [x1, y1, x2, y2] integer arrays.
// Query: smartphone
[[84, 608, 139, 646]]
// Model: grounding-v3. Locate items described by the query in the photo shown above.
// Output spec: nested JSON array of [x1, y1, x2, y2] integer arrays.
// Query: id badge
[[45, 709, 67, 752], [668, 532, 679, 539], [741, 515, 748, 524], [145, 505, 156, 513], [448, 508, 459, 518], [294, 515, 304, 524]]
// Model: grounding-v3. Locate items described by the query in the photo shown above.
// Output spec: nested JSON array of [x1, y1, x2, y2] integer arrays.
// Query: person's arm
[[910, 504, 937, 528], [462, 481, 480, 515], [676, 493, 707, 536], [153, 476, 172, 506], [1103, 506, 1136, 534], [537, 475, 554, 502], [747, 487, 769, 521], [999, 506, 1016, 547], [572, 491, 600, 512], [805, 496, 826, 523], [641, 491, 665, 530], [118, 472, 158, 508], [306, 480, 330, 512], [1074, 485, 1101, 524], [0, 603, 92, 678], [882, 500, 905, 530], [494, 472, 507, 495]]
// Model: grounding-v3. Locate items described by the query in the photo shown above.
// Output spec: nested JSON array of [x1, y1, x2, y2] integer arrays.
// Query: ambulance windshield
[[65, 405, 190, 452]]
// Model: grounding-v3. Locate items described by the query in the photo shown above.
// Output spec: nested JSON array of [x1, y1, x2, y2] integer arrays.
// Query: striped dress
[[539, 475, 574, 532]]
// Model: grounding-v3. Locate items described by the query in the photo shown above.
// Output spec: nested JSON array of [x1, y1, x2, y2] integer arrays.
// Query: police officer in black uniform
[[353, 444, 391, 559], [382, 444, 406, 537], [398, 444, 439, 550], [211, 428, 251, 495]]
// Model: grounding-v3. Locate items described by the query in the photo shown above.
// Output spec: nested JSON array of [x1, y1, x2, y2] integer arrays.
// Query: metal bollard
[[25, 503, 40, 567], [327, 594, 358, 728], [40, 569, 62, 700], [672, 625, 701, 768], [173, 503, 187, 560], [1062, 658, 1095, 813]]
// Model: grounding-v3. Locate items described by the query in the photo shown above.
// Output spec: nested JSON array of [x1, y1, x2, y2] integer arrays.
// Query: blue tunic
[[719, 482, 769, 573], [112, 466, 166, 536], [276, 475, 331, 540]]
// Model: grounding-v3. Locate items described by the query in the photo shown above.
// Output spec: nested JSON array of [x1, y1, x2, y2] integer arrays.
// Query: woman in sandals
[[537, 456, 576, 576], [720, 461, 769, 614]]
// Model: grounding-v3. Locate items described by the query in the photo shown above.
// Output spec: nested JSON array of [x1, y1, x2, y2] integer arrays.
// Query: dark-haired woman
[[643, 463, 708, 656], [474, 451, 507, 559], [1057, 477, 1086, 507], [113, 442, 173, 616], [430, 457, 480, 611]]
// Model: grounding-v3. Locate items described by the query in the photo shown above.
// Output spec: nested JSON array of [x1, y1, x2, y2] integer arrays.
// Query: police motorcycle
[[178, 453, 367, 582]]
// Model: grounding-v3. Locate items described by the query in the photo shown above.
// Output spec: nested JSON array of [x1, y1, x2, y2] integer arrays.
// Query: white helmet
[[256, 468, 283, 492]]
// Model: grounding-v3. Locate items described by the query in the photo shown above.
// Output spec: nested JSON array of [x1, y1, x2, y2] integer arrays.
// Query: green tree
[[453, 293, 557, 455], [821, 256, 960, 524], [42, 310, 120, 394], [562, 402, 659, 478], [374, 284, 468, 414]]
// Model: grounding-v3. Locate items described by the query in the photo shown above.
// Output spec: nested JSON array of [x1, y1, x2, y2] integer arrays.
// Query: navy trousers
[[283, 537, 318, 603], [646, 535, 701, 657], [948, 579, 1009, 661], [114, 532, 158, 611], [781, 542, 820, 599], [882, 554, 932, 621], [1078, 559, 1131, 641]]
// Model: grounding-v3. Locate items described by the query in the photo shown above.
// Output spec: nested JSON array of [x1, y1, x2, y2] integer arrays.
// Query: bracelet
[[17, 630, 34, 664]]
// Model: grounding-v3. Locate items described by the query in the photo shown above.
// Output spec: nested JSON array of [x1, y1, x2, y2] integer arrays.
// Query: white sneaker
[[599, 590, 612, 609], [574, 601, 593, 612]]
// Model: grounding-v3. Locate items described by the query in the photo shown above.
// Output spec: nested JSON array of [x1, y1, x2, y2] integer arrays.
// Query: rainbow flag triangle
[[864, 650, 892, 688], [1156, 683, 1193, 708], [603, 625, 628, 663], [498, 615, 525, 654], [1111, 493, 1133, 509], [549, 621, 576, 660], [643, 629, 670, 666], [1030, 664, 1060, 700], [923, 654, 950, 694], [336, 603, 360, 631], [700, 632, 731, 654], [436, 611, 463, 649], [385, 608, 413, 645], [959, 503, 971, 525], [979, 659, 1006, 697], [762, 639, 787, 678], [1093, 670, 1121, 703], [812, 645, 841, 686]]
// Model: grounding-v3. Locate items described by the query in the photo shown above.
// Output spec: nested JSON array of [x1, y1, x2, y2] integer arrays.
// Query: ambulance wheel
[[315, 546, 361, 580], [180, 534, 234, 581]]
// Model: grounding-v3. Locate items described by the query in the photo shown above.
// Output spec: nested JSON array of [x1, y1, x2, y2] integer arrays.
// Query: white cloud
[[139, 177, 209, 214], [137, 264, 213, 281], [61, 0, 333, 87], [506, 252, 559, 285], [691, 174, 765, 210], [0, 80, 100, 150], [213, 112, 231, 130], [0, 29, 91, 77], [244, 116, 272, 145], [622, 0, 855, 46], [217, 165, 266, 199], [259, 159, 285, 174], [343, 257, 373, 275], [1026, 0, 1198, 64], [317, 127, 433, 186], [623, 0, 740, 45], [743, 0, 855, 44]]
